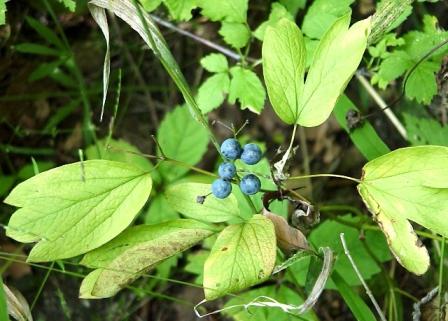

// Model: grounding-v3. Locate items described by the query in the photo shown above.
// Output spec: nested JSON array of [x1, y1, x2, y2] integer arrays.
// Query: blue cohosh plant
[[3, 0, 448, 319]]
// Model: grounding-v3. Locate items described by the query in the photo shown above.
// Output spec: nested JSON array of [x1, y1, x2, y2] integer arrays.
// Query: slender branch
[[298, 126, 312, 194], [150, 14, 256, 62], [287, 173, 361, 184], [107, 146, 217, 177], [319, 204, 364, 218], [30, 262, 55, 311], [340, 233, 387, 321], [355, 72, 408, 140], [438, 236, 446, 317]]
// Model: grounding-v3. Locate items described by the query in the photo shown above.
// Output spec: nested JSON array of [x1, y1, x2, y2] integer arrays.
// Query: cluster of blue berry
[[211, 138, 263, 199]]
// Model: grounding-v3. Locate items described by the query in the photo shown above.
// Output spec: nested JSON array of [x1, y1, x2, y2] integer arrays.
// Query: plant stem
[[150, 14, 254, 62], [131, 0, 223, 157], [298, 126, 312, 194], [438, 236, 446, 320], [340, 233, 387, 321], [113, 148, 217, 177], [319, 204, 364, 218], [287, 173, 361, 184], [30, 261, 55, 311], [355, 72, 407, 140]]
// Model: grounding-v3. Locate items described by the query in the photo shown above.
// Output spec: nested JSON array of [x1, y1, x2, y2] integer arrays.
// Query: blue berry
[[241, 143, 262, 165], [218, 162, 237, 180], [220, 138, 242, 160], [211, 179, 232, 199], [240, 174, 261, 195]]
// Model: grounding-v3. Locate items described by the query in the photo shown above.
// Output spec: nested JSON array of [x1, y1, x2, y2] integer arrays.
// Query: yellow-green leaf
[[299, 14, 371, 127], [165, 182, 240, 223], [203, 214, 276, 300], [80, 219, 215, 298], [5, 160, 152, 262], [262, 18, 305, 124], [357, 146, 448, 275]]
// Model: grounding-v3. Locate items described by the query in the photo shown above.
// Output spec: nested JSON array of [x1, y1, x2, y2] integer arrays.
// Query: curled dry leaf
[[263, 208, 309, 255], [4, 284, 33, 321]]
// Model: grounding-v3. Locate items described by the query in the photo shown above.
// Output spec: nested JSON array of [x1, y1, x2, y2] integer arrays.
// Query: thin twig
[[438, 237, 446, 321], [355, 72, 407, 140], [150, 14, 256, 62], [340, 233, 387, 321], [287, 173, 361, 184]]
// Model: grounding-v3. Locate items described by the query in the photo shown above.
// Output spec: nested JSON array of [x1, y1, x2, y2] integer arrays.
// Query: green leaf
[[15, 43, 61, 56], [262, 18, 305, 124], [89, 0, 219, 154], [301, 0, 354, 39], [219, 22, 251, 49], [140, 0, 162, 11], [5, 160, 152, 262], [198, 0, 248, 23], [85, 138, 161, 185], [164, 182, 240, 223], [304, 37, 319, 68], [28, 60, 61, 82], [59, 0, 76, 11], [253, 3, 293, 40], [405, 60, 440, 104], [25, 17, 65, 50], [357, 146, 448, 274], [223, 285, 316, 321], [80, 219, 215, 298], [197, 73, 230, 113], [17, 161, 55, 180], [185, 250, 209, 284], [371, 51, 411, 88], [299, 14, 371, 127], [0, 277, 8, 321], [263, 15, 370, 126], [370, 16, 448, 104], [43, 99, 79, 132], [0, 0, 6, 25], [279, 0, 306, 17], [0, 176, 15, 198], [333, 95, 390, 161], [367, 33, 405, 59], [157, 106, 209, 182], [331, 271, 377, 321], [309, 215, 392, 287], [85, 138, 152, 172], [228, 66, 266, 114], [144, 194, 179, 224], [163, 0, 197, 21], [403, 110, 448, 146], [200, 53, 228, 73], [203, 214, 276, 300]]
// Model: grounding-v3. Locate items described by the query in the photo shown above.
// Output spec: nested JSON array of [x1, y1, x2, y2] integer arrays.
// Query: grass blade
[[88, 0, 222, 153], [333, 95, 390, 161], [0, 278, 8, 321], [332, 271, 377, 321]]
